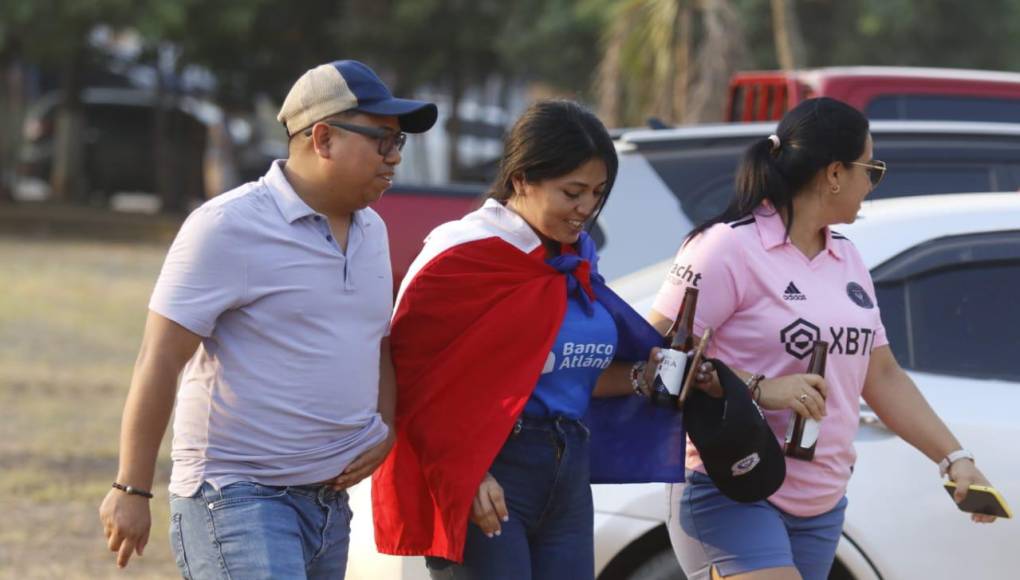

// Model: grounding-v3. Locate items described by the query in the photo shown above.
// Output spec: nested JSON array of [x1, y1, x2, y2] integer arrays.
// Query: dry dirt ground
[[0, 233, 180, 579]]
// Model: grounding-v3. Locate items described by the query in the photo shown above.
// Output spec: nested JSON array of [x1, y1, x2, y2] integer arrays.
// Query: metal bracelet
[[746, 373, 765, 403], [630, 361, 649, 397]]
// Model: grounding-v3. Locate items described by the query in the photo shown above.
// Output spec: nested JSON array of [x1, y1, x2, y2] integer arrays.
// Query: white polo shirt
[[150, 161, 391, 496], [653, 203, 887, 517]]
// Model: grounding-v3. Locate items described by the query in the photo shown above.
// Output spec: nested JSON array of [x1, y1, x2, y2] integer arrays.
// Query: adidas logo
[[783, 282, 806, 301]]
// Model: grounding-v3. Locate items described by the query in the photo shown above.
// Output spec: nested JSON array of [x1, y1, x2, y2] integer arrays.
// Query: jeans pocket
[[338, 491, 354, 529], [170, 512, 194, 580], [577, 420, 591, 441], [204, 482, 288, 510]]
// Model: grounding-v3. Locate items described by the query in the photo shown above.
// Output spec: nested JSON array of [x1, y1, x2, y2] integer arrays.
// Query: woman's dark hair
[[489, 100, 618, 226], [688, 97, 869, 241]]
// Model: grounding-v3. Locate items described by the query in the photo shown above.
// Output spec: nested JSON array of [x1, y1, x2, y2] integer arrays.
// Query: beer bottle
[[785, 340, 828, 461], [651, 287, 698, 408]]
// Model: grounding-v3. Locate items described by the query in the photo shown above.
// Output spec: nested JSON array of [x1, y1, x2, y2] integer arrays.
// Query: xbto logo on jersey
[[780, 318, 821, 359], [781, 318, 880, 359]]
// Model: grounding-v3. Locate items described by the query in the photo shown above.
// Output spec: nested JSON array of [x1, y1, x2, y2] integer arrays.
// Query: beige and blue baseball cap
[[277, 60, 438, 137]]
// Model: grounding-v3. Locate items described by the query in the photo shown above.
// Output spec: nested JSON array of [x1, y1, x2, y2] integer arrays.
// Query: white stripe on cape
[[395, 199, 543, 311]]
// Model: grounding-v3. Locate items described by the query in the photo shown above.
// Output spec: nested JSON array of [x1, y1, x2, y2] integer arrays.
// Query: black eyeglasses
[[305, 121, 407, 157], [850, 159, 887, 188]]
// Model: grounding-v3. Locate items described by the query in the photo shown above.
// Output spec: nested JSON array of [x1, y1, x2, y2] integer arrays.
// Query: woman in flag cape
[[372, 100, 690, 579]]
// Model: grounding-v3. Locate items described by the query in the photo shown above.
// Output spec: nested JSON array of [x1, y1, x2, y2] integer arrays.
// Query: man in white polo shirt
[[98, 60, 437, 578]]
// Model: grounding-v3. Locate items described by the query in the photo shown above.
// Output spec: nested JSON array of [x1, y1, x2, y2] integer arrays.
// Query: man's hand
[[99, 312, 200, 568], [470, 472, 509, 537], [99, 489, 151, 568], [330, 431, 395, 490]]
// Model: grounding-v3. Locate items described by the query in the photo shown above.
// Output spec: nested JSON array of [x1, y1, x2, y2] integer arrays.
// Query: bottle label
[[786, 414, 820, 449], [653, 350, 688, 396], [800, 418, 820, 448]]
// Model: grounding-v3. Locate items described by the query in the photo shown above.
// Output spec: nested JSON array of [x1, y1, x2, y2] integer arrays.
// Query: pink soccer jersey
[[653, 205, 888, 517]]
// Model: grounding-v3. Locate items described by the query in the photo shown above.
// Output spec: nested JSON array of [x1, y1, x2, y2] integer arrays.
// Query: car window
[[869, 165, 994, 199], [867, 95, 1020, 123], [645, 148, 745, 224], [874, 232, 1020, 381]]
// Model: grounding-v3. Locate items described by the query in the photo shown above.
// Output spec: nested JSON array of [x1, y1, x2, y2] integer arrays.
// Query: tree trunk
[[672, 4, 692, 123], [771, 0, 806, 70], [688, 0, 746, 123], [0, 44, 25, 202], [50, 49, 86, 204], [155, 45, 188, 213], [446, 68, 464, 182], [596, 19, 626, 128]]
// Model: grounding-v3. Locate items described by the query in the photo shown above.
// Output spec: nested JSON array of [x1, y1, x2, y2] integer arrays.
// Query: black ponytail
[[687, 97, 869, 242]]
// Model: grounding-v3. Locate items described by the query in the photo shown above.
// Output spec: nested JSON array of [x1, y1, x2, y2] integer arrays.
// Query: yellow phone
[[943, 481, 1013, 518]]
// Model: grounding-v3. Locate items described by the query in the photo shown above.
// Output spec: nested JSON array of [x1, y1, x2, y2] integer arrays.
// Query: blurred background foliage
[[0, 0, 1018, 204]]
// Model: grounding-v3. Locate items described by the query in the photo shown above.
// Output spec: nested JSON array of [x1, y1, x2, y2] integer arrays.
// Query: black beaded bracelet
[[112, 482, 154, 499]]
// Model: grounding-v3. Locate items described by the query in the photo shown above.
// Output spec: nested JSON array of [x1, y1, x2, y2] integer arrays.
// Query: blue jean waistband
[[222, 481, 347, 502], [515, 414, 590, 436]]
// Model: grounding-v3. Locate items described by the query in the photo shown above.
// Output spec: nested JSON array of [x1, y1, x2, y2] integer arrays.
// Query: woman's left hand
[[635, 348, 662, 397], [639, 347, 721, 398], [948, 459, 998, 523]]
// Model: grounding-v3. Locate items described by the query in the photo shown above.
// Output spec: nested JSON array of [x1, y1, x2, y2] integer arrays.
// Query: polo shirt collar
[[266, 161, 317, 223], [264, 160, 365, 228], [753, 203, 844, 261]]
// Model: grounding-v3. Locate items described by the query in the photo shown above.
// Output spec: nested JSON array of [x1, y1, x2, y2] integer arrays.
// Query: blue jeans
[[668, 470, 847, 580], [426, 415, 594, 580], [169, 481, 352, 580]]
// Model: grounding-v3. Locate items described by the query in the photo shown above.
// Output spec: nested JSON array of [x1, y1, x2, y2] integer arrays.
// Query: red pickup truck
[[726, 66, 1020, 122], [373, 183, 484, 290]]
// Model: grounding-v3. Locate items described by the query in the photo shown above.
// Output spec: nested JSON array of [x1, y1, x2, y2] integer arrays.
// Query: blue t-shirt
[[524, 296, 619, 419]]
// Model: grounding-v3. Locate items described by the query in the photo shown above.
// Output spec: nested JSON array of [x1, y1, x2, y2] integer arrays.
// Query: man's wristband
[[112, 482, 154, 499]]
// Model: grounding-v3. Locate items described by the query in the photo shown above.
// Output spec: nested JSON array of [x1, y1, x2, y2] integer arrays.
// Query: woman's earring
[[831, 184, 841, 194]]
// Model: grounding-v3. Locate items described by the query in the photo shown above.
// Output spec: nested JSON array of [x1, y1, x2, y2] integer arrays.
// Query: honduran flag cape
[[372, 199, 686, 562]]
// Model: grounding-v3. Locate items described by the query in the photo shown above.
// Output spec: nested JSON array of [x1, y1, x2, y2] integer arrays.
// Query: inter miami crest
[[846, 282, 874, 309]]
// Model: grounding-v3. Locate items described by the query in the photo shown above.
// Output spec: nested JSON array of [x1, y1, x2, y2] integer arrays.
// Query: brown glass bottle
[[651, 287, 699, 408], [785, 340, 828, 461]]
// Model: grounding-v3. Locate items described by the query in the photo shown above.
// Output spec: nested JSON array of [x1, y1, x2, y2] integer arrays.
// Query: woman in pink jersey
[[651, 97, 999, 580]]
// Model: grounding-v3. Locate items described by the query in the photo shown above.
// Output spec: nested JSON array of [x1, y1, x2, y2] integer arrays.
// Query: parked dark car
[[16, 87, 227, 207]]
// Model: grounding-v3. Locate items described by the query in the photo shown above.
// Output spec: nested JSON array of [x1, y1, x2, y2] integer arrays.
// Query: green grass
[[0, 235, 179, 578]]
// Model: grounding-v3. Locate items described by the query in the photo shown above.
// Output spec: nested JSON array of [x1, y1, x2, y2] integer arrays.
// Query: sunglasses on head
[[850, 159, 887, 188]]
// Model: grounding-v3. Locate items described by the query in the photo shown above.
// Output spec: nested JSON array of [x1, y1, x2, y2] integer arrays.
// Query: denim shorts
[[667, 470, 847, 580]]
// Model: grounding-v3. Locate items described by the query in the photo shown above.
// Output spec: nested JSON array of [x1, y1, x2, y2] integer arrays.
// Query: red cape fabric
[[372, 236, 571, 561]]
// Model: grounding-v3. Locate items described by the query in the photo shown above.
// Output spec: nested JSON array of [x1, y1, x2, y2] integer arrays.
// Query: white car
[[346, 193, 1020, 580], [595, 192, 1020, 580]]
